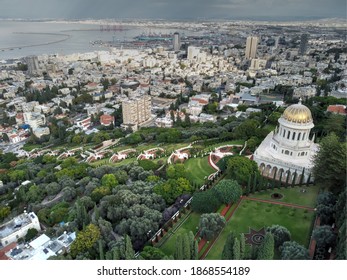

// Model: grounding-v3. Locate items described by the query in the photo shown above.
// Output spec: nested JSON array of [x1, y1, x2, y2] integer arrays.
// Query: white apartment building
[[0, 212, 41, 247], [23, 112, 46, 130]]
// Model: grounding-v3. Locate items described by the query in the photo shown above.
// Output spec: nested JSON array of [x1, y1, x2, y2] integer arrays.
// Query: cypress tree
[[299, 168, 305, 186], [253, 174, 258, 192], [257, 233, 274, 260], [189, 231, 198, 260], [233, 238, 241, 260], [124, 235, 135, 260], [278, 171, 283, 189], [285, 171, 290, 188], [222, 232, 235, 259], [174, 234, 183, 260], [306, 173, 311, 186], [98, 239, 104, 260], [182, 233, 191, 260], [246, 174, 252, 195], [240, 233, 246, 260], [291, 171, 297, 188]]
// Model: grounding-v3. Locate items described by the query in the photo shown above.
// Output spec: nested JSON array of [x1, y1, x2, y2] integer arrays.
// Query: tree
[[191, 190, 221, 213], [106, 235, 135, 260], [199, 213, 226, 241], [174, 234, 183, 260], [257, 233, 274, 260], [312, 225, 336, 249], [153, 178, 192, 204], [101, 174, 118, 189], [140, 246, 169, 260], [213, 179, 242, 205], [0, 206, 11, 222], [166, 163, 186, 179], [313, 133, 346, 193], [267, 225, 291, 249], [222, 232, 235, 259], [240, 233, 246, 260], [138, 159, 157, 171], [189, 231, 198, 260], [182, 233, 191, 260], [70, 224, 101, 258], [25, 228, 38, 241], [233, 238, 241, 260], [227, 156, 260, 186], [280, 241, 310, 260]]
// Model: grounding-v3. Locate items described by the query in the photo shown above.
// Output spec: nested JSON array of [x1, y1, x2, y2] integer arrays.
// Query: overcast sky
[[0, 0, 346, 20]]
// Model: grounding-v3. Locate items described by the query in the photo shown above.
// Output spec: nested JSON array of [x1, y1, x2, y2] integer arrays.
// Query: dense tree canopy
[[213, 179, 242, 205], [199, 213, 226, 241], [191, 190, 221, 213], [313, 133, 346, 193], [227, 156, 260, 186], [280, 241, 310, 260], [267, 225, 291, 249]]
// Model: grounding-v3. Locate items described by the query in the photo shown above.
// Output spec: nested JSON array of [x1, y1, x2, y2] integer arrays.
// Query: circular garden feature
[[271, 193, 283, 199]]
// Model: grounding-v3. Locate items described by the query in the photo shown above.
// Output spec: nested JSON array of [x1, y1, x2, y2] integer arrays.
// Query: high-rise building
[[25, 55, 40, 75], [173, 32, 180, 52], [299, 34, 309, 55], [245, 36, 259, 59], [122, 95, 152, 126], [187, 46, 200, 61]]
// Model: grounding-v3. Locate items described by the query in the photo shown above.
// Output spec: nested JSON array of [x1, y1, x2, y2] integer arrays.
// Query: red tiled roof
[[100, 114, 114, 125], [327, 105, 346, 115], [0, 242, 17, 260]]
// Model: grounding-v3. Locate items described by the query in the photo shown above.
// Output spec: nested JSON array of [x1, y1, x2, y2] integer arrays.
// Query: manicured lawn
[[201, 140, 245, 153], [22, 143, 42, 152], [89, 157, 137, 167], [249, 185, 320, 207], [184, 156, 216, 186], [159, 212, 201, 257], [205, 199, 315, 260]]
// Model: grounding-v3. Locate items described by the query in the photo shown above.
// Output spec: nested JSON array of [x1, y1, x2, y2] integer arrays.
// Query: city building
[[326, 104, 347, 115], [0, 211, 41, 247], [245, 36, 259, 59], [23, 112, 46, 130], [100, 114, 115, 126], [253, 100, 318, 184], [187, 46, 200, 61], [25, 55, 40, 75], [173, 32, 181, 52], [299, 34, 310, 55], [5, 231, 76, 260], [74, 116, 92, 131], [122, 95, 152, 127]]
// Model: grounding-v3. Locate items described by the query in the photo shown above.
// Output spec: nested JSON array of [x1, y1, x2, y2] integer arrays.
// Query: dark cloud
[[0, 0, 345, 20]]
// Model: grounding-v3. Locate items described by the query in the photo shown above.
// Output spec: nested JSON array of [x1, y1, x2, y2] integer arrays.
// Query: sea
[[0, 20, 190, 60]]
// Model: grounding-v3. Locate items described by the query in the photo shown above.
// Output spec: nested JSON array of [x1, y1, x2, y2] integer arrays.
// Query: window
[[298, 132, 301, 140], [302, 132, 306, 140], [292, 132, 296, 140], [283, 129, 286, 137], [301, 152, 305, 156], [285, 150, 290, 155], [287, 130, 291, 139]]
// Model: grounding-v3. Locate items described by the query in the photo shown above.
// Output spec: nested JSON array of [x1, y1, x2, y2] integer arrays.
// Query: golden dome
[[282, 101, 313, 124]]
